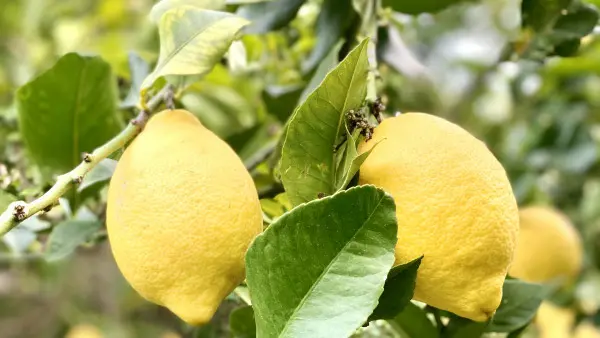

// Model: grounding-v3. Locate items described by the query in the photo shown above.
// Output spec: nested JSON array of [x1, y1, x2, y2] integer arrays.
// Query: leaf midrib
[[278, 192, 386, 337]]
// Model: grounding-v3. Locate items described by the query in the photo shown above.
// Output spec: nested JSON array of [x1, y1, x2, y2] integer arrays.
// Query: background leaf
[[386, 302, 439, 338], [368, 257, 422, 321], [16, 53, 121, 174], [44, 220, 102, 262], [246, 185, 397, 338], [230, 306, 256, 338], [381, 0, 476, 14], [486, 279, 547, 333], [302, 0, 357, 73], [121, 52, 151, 109], [444, 315, 489, 338], [78, 158, 117, 192], [141, 8, 249, 90], [281, 39, 369, 206], [237, 0, 306, 34], [149, 0, 225, 22]]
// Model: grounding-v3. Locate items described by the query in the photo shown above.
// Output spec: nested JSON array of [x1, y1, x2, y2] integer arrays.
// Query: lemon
[[64, 324, 103, 338], [574, 321, 600, 338], [106, 109, 263, 325], [509, 206, 583, 284], [535, 302, 574, 338], [358, 113, 519, 321]]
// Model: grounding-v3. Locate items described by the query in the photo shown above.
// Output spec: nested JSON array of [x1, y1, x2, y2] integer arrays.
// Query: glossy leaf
[[45, 220, 102, 261], [17, 53, 121, 173], [387, 302, 439, 338], [382, 0, 474, 14], [230, 306, 256, 338], [444, 315, 489, 338], [141, 8, 249, 90], [246, 185, 397, 338], [487, 279, 546, 333], [237, 0, 305, 34], [281, 39, 369, 206], [368, 257, 422, 321]]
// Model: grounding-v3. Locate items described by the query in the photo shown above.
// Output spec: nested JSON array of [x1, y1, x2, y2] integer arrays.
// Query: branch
[[0, 85, 173, 236]]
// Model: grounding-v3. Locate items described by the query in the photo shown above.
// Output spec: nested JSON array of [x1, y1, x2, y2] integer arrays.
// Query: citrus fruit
[[574, 321, 600, 338], [358, 113, 519, 321], [535, 302, 575, 338], [65, 324, 103, 338], [106, 109, 263, 325], [509, 206, 583, 284]]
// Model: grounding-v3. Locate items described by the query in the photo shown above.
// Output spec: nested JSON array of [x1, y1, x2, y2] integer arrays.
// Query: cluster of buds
[[369, 98, 386, 123], [346, 108, 374, 141]]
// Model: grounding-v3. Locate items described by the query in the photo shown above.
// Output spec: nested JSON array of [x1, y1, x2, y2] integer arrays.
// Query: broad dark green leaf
[[522, 0, 572, 31], [302, 0, 357, 73], [486, 279, 546, 333], [246, 185, 397, 338], [45, 220, 102, 261], [141, 8, 249, 90], [237, 0, 306, 34], [149, 0, 225, 22], [121, 52, 151, 109], [17, 53, 121, 174], [382, 0, 475, 14], [78, 159, 117, 192], [281, 39, 369, 206], [444, 315, 489, 338], [230, 306, 256, 338], [387, 302, 439, 338], [369, 257, 422, 321]]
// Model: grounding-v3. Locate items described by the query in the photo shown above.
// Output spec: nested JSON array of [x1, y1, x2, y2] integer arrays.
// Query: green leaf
[[230, 306, 256, 338], [382, 0, 475, 14], [369, 257, 422, 321], [444, 316, 489, 338], [387, 302, 439, 338], [0, 191, 16, 211], [302, 0, 357, 72], [522, 0, 572, 31], [78, 159, 117, 192], [246, 185, 398, 338], [150, 0, 225, 22], [237, 0, 306, 34], [45, 220, 102, 261], [262, 85, 304, 123], [486, 279, 546, 333], [281, 39, 369, 206], [17, 53, 121, 174], [141, 8, 249, 90], [336, 130, 380, 191], [121, 52, 151, 109]]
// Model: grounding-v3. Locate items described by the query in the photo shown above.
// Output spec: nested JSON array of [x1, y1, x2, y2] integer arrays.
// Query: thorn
[[82, 152, 93, 163]]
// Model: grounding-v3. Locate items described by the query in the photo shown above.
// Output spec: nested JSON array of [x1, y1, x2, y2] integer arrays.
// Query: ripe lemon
[[574, 321, 600, 338], [358, 113, 519, 321], [106, 109, 263, 325], [64, 324, 103, 338], [535, 302, 575, 338], [509, 206, 583, 284]]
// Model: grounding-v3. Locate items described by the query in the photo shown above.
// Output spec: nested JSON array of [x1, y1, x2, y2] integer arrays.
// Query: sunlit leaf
[[121, 52, 151, 108], [45, 220, 102, 261], [237, 0, 305, 34], [78, 159, 118, 192], [150, 0, 225, 22], [141, 8, 249, 90]]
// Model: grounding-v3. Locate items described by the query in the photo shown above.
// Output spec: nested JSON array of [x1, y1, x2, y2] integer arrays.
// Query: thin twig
[[0, 85, 173, 236]]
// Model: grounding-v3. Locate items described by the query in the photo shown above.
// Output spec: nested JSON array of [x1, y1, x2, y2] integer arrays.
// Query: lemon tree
[[0, 0, 599, 337]]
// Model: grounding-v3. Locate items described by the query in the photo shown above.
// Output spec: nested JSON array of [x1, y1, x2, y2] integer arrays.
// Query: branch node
[[12, 202, 27, 221], [82, 152, 93, 163], [72, 175, 83, 184], [131, 110, 150, 129], [164, 85, 175, 110], [43, 205, 53, 213]]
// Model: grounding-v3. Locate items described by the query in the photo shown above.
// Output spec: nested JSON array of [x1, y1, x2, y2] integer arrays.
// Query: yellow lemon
[[574, 321, 600, 338], [64, 324, 103, 338], [509, 206, 583, 284], [106, 109, 263, 325], [535, 302, 575, 338], [358, 113, 519, 321]]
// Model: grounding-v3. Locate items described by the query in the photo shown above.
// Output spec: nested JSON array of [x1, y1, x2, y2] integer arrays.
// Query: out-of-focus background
[[1, 0, 600, 337]]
